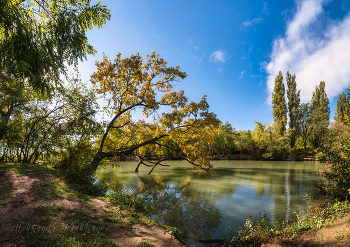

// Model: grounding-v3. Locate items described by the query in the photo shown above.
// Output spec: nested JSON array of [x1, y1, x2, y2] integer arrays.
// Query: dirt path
[[0, 169, 184, 247]]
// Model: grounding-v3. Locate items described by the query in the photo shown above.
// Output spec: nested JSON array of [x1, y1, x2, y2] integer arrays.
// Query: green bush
[[54, 142, 97, 184], [265, 136, 289, 160], [227, 200, 350, 246], [315, 151, 327, 161], [229, 214, 284, 246], [319, 129, 350, 199], [108, 191, 155, 213], [53, 142, 106, 196]]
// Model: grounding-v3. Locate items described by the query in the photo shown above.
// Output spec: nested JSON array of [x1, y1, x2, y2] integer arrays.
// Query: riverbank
[[119, 153, 316, 163], [0, 162, 183, 247], [211, 154, 316, 161], [2, 161, 348, 247], [226, 198, 350, 246]]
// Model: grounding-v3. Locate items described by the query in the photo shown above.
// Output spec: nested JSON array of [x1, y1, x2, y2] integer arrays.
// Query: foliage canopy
[[0, 0, 111, 93], [89, 52, 219, 173], [286, 71, 300, 148], [271, 71, 287, 136]]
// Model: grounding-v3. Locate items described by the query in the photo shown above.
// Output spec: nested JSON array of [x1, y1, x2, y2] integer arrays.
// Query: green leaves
[[0, 70, 102, 165], [335, 89, 350, 126], [271, 71, 287, 136], [286, 71, 300, 148], [108, 191, 155, 213], [309, 81, 330, 149], [0, 0, 111, 93], [318, 124, 350, 198]]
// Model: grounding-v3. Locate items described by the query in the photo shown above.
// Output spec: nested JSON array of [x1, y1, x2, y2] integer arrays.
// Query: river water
[[95, 160, 324, 245]]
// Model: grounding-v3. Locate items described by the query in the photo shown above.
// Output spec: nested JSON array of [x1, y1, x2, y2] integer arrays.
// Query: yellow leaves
[[1, 106, 9, 115], [91, 52, 219, 170], [151, 51, 156, 59], [92, 52, 190, 119], [183, 176, 191, 186]]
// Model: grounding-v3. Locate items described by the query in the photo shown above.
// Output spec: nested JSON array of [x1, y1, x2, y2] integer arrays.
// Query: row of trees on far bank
[[208, 73, 350, 164], [272, 71, 329, 150], [208, 71, 334, 161]]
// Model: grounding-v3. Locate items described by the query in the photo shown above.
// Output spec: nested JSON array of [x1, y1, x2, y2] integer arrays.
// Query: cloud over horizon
[[265, 0, 350, 104]]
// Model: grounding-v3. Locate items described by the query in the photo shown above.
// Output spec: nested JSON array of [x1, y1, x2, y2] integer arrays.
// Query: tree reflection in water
[[95, 161, 323, 244], [98, 168, 224, 242]]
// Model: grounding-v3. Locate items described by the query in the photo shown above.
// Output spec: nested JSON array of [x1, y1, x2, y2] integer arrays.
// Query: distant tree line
[[209, 71, 336, 161]]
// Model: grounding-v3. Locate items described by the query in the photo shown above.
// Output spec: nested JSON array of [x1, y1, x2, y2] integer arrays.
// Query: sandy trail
[[0, 170, 184, 247]]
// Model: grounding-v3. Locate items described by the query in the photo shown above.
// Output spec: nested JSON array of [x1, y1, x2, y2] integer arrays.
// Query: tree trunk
[[135, 156, 144, 172], [91, 151, 105, 172], [148, 163, 158, 175]]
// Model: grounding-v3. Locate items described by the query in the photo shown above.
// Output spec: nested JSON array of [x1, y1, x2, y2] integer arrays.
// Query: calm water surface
[[95, 160, 324, 245]]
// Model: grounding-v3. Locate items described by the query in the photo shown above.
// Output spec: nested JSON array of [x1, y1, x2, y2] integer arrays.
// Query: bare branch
[[110, 121, 130, 129]]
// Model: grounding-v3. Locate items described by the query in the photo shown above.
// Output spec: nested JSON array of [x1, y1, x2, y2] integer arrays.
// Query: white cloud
[[242, 17, 263, 26], [210, 50, 227, 63], [265, 0, 350, 104], [239, 70, 245, 79], [263, 2, 270, 15], [187, 38, 193, 44], [195, 47, 199, 49]]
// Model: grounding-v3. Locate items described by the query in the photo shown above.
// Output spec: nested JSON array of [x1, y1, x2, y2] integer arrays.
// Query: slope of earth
[[262, 213, 350, 247], [0, 162, 183, 247]]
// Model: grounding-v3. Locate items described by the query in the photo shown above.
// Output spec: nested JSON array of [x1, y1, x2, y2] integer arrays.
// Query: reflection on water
[[95, 160, 323, 245]]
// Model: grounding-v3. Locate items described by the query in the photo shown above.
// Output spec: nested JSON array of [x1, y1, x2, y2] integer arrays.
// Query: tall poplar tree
[[286, 71, 300, 148], [309, 81, 330, 148], [334, 91, 349, 125], [347, 86, 350, 108], [299, 103, 312, 150], [271, 71, 287, 136], [346, 86, 350, 125]]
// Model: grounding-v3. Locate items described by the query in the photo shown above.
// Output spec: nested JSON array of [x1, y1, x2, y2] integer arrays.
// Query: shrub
[[318, 125, 350, 199], [229, 214, 284, 246], [54, 142, 97, 185], [108, 191, 155, 213]]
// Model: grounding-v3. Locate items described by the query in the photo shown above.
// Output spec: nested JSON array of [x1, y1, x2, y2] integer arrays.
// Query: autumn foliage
[[89, 52, 219, 173]]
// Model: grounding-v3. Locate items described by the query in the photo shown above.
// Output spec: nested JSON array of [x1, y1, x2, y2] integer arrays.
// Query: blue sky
[[79, 0, 350, 130]]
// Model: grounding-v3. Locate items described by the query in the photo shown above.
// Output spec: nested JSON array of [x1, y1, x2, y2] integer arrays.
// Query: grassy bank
[[0, 162, 182, 247], [223, 196, 350, 246]]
